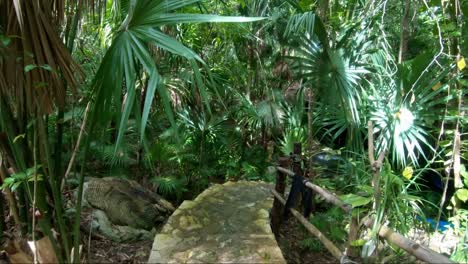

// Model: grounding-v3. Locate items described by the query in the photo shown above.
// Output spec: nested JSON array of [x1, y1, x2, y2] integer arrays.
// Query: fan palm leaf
[[89, 0, 264, 154], [370, 53, 456, 167], [287, 18, 368, 151]]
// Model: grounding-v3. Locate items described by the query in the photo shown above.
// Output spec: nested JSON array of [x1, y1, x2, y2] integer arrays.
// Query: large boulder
[[82, 177, 175, 231]]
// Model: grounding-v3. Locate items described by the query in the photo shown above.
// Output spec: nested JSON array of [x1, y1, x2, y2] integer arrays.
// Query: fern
[[152, 176, 187, 200]]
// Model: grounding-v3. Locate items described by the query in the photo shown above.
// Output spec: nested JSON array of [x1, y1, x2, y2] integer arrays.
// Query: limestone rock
[[83, 177, 175, 231], [91, 210, 155, 242]]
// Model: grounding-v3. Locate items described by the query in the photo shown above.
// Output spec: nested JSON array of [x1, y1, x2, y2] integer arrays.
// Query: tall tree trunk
[[398, 0, 411, 63], [449, 0, 464, 192], [318, 0, 329, 23], [0, 190, 4, 242]]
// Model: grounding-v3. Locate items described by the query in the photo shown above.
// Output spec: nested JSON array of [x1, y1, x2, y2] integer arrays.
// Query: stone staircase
[[148, 181, 286, 263]]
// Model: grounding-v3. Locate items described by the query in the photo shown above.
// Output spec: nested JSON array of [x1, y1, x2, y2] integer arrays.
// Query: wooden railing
[[270, 143, 453, 264]]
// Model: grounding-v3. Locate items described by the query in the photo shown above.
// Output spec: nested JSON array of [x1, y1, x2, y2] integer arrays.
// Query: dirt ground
[[84, 237, 152, 263], [276, 216, 338, 264], [81, 218, 338, 264]]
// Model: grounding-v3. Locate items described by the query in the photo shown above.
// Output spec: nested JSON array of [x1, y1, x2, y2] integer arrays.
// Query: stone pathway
[[148, 181, 286, 263]]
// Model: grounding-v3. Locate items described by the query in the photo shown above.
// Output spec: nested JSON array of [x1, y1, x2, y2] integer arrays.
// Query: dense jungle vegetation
[[0, 0, 467, 262]]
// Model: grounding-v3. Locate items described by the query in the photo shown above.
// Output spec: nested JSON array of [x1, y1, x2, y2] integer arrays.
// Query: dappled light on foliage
[[0, 0, 466, 263]]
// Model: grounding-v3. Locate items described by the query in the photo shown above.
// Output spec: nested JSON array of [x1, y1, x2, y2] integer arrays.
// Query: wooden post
[[292, 143, 302, 176], [271, 157, 289, 235], [272, 190, 345, 261]]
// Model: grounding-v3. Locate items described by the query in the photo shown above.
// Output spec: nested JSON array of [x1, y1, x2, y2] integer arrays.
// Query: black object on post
[[292, 143, 303, 177]]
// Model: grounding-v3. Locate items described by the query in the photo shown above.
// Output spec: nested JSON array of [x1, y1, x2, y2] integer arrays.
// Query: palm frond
[[89, 0, 265, 155], [0, 1, 82, 114]]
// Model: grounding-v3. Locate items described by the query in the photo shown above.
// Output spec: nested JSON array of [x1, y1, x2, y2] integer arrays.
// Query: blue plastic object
[[416, 216, 454, 231]]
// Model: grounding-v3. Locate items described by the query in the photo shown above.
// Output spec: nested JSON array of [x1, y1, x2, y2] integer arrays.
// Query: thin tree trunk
[[0, 190, 4, 242], [449, 0, 463, 190], [318, 0, 329, 23], [398, 0, 411, 63]]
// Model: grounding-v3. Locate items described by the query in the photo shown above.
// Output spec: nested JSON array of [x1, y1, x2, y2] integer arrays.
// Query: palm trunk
[[398, 1, 411, 63]]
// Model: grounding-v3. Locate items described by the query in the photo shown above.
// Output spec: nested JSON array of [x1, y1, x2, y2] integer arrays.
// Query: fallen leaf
[[28, 237, 59, 263], [5, 240, 33, 264]]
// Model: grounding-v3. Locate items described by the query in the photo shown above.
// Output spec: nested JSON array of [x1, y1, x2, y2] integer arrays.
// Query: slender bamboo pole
[[61, 102, 91, 191]]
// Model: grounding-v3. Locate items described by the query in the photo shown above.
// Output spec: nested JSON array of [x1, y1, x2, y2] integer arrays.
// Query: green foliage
[[299, 237, 322, 252], [151, 176, 187, 201], [2, 1, 466, 262], [0, 165, 43, 192], [93, 143, 136, 167], [340, 193, 372, 208], [286, 13, 369, 152], [89, 0, 265, 156], [279, 95, 307, 155], [450, 209, 468, 262], [378, 162, 425, 234], [370, 54, 456, 168], [309, 207, 348, 243], [240, 145, 270, 180]]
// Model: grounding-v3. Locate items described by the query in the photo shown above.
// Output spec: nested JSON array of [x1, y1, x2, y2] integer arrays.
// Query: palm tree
[[285, 11, 368, 152], [1, 0, 264, 261], [74, 0, 264, 261], [0, 1, 82, 262]]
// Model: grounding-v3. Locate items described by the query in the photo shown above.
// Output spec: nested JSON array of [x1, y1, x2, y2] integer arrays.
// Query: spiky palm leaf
[[370, 52, 456, 167], [236, 91, 285, 133], [89, 0, 264, 155], [287, 16, 368, 151]]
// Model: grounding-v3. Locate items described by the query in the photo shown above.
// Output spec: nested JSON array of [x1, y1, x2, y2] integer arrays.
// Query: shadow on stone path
[[148, 181, 286, 263]]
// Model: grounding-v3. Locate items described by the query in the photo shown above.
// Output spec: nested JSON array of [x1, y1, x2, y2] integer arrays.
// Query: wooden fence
[[270, 143, 453, 264]]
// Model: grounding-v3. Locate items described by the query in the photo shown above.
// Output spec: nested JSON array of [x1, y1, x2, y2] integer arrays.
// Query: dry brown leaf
[[29, 237, 59, 264], [5, 240, 33, 264]]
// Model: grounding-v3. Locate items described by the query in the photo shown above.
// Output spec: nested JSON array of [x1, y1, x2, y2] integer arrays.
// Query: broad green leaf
[[357, 185, 374, 195], [133, 26, 202, 62], [39, 64, 53, 72], [24, 64, 36, 72], [12, 182, 21, 192], [0, 34, 11, 47], [340, 193, 372, 208], [455, 189, 468, 202], [350, 239, 366, 247], [26, 165, 42, 176]]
